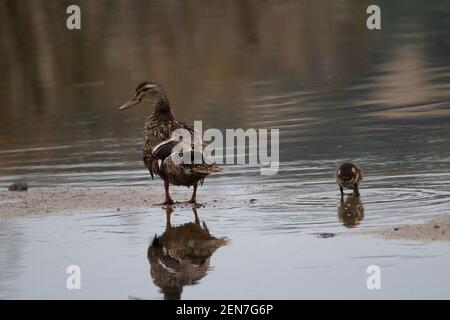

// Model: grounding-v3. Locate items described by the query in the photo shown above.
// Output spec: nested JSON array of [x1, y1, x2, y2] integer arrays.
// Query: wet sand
[[0, 187, 228, 219], [359, 213, 450, 242], [2, 187, 450, 242]]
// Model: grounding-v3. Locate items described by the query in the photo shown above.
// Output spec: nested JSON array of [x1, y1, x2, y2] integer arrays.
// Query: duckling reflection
[[338, 195, 365, 228], [147, 206, 228, 300]]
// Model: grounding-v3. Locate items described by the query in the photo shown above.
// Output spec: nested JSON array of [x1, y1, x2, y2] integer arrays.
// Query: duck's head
[[118, 81, 168, 111], [337, 162, 359, 183]]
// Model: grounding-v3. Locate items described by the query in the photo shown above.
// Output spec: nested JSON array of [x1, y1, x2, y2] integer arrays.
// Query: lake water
[[1, 0, 450, 299]]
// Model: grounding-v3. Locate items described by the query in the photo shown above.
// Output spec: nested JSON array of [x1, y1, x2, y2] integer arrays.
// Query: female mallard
[[118, 81, 222, 205]]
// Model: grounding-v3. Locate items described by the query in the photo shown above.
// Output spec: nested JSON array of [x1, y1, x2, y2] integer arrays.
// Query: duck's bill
[[118, 99, 140, 110]]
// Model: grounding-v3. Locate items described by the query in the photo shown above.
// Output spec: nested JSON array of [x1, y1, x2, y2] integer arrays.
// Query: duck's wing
[[151, 120, 196, 161], [152, 137, 180, 160], [142, 117, 185, 179], [144, 119, 218, 179], [168, 120, 220, 167], [143, 139, 158, 179], [143, 124, 173, 179], [171, 120, 207, 150], [172, 120, 194, 135]]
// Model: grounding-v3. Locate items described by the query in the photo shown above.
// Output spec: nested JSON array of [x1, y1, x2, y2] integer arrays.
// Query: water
[[1, 206, 450, 300], [1, 0, 450, 299]]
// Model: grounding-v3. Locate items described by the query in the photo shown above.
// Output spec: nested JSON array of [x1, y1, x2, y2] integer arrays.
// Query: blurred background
[[0, 0, 449, 190]]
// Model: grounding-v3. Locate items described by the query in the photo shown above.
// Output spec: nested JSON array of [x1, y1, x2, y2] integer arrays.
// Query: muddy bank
[[0, 187, 229, 219], [359, 214, 450, 242]]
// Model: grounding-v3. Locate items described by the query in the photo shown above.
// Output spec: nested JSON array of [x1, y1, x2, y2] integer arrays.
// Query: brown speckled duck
[[336, 162, 363, 197], [118, 81, 222, 205]]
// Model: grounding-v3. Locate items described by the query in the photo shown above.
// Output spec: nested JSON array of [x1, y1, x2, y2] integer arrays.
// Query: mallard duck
[[147, 206, 227, 300], [118, 81, 222, 205], [336, 162, 363, 197]]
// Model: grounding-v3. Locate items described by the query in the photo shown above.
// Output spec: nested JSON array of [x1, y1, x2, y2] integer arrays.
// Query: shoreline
[[357, 213, 450, 242], [0, 187, 228, 220], [2, 187, 450, 242]]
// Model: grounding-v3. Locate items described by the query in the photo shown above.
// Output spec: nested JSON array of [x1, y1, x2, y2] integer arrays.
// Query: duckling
[[335, 162, 363, 197], [338, 195, 365, 228], [118, 81, 222, 205]]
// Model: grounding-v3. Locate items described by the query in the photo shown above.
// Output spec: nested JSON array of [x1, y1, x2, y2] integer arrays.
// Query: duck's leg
[[186, 183, 198, 204], [192, 206, 200, 226], [165, 206, 174, 229], [157, 179, 175, 205], [353, 184, 360, 196]]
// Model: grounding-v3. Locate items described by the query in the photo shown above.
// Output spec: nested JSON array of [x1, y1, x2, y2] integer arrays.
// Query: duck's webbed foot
[[156, 198, 175, 206]]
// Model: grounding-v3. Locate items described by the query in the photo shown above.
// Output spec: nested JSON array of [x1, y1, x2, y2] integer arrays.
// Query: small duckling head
[[336, 162, 360, 184], [118, 81, 170, 112]]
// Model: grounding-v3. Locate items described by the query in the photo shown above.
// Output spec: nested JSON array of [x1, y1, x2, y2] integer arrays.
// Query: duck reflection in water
[[147, 206, 228, 300], [338, 195, 365, 228]]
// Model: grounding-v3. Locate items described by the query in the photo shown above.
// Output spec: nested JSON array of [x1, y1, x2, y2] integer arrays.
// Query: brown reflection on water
[[338, 195, 365, 228], [369, 44, 450, 118], [373, 45, 436, 107], [147, 206, 228, 300]]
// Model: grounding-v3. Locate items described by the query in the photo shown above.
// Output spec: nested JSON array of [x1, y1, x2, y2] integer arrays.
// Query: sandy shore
[[359, 213, 450, 242], [2, 187, 450, 242], [0, 187, 228, 219]]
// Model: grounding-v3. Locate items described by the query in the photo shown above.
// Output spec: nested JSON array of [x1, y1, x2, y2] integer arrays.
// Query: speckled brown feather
[[141, 92, 221, 186], [336, 162, 363, 190]]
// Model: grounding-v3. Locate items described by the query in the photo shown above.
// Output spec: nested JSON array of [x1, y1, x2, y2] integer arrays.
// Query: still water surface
[[0, 1, 450, 299]]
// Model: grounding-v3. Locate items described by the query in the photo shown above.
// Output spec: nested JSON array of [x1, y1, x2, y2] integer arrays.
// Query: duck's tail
[[188, 164, 222, 187], [191, 164, 223, 176]]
